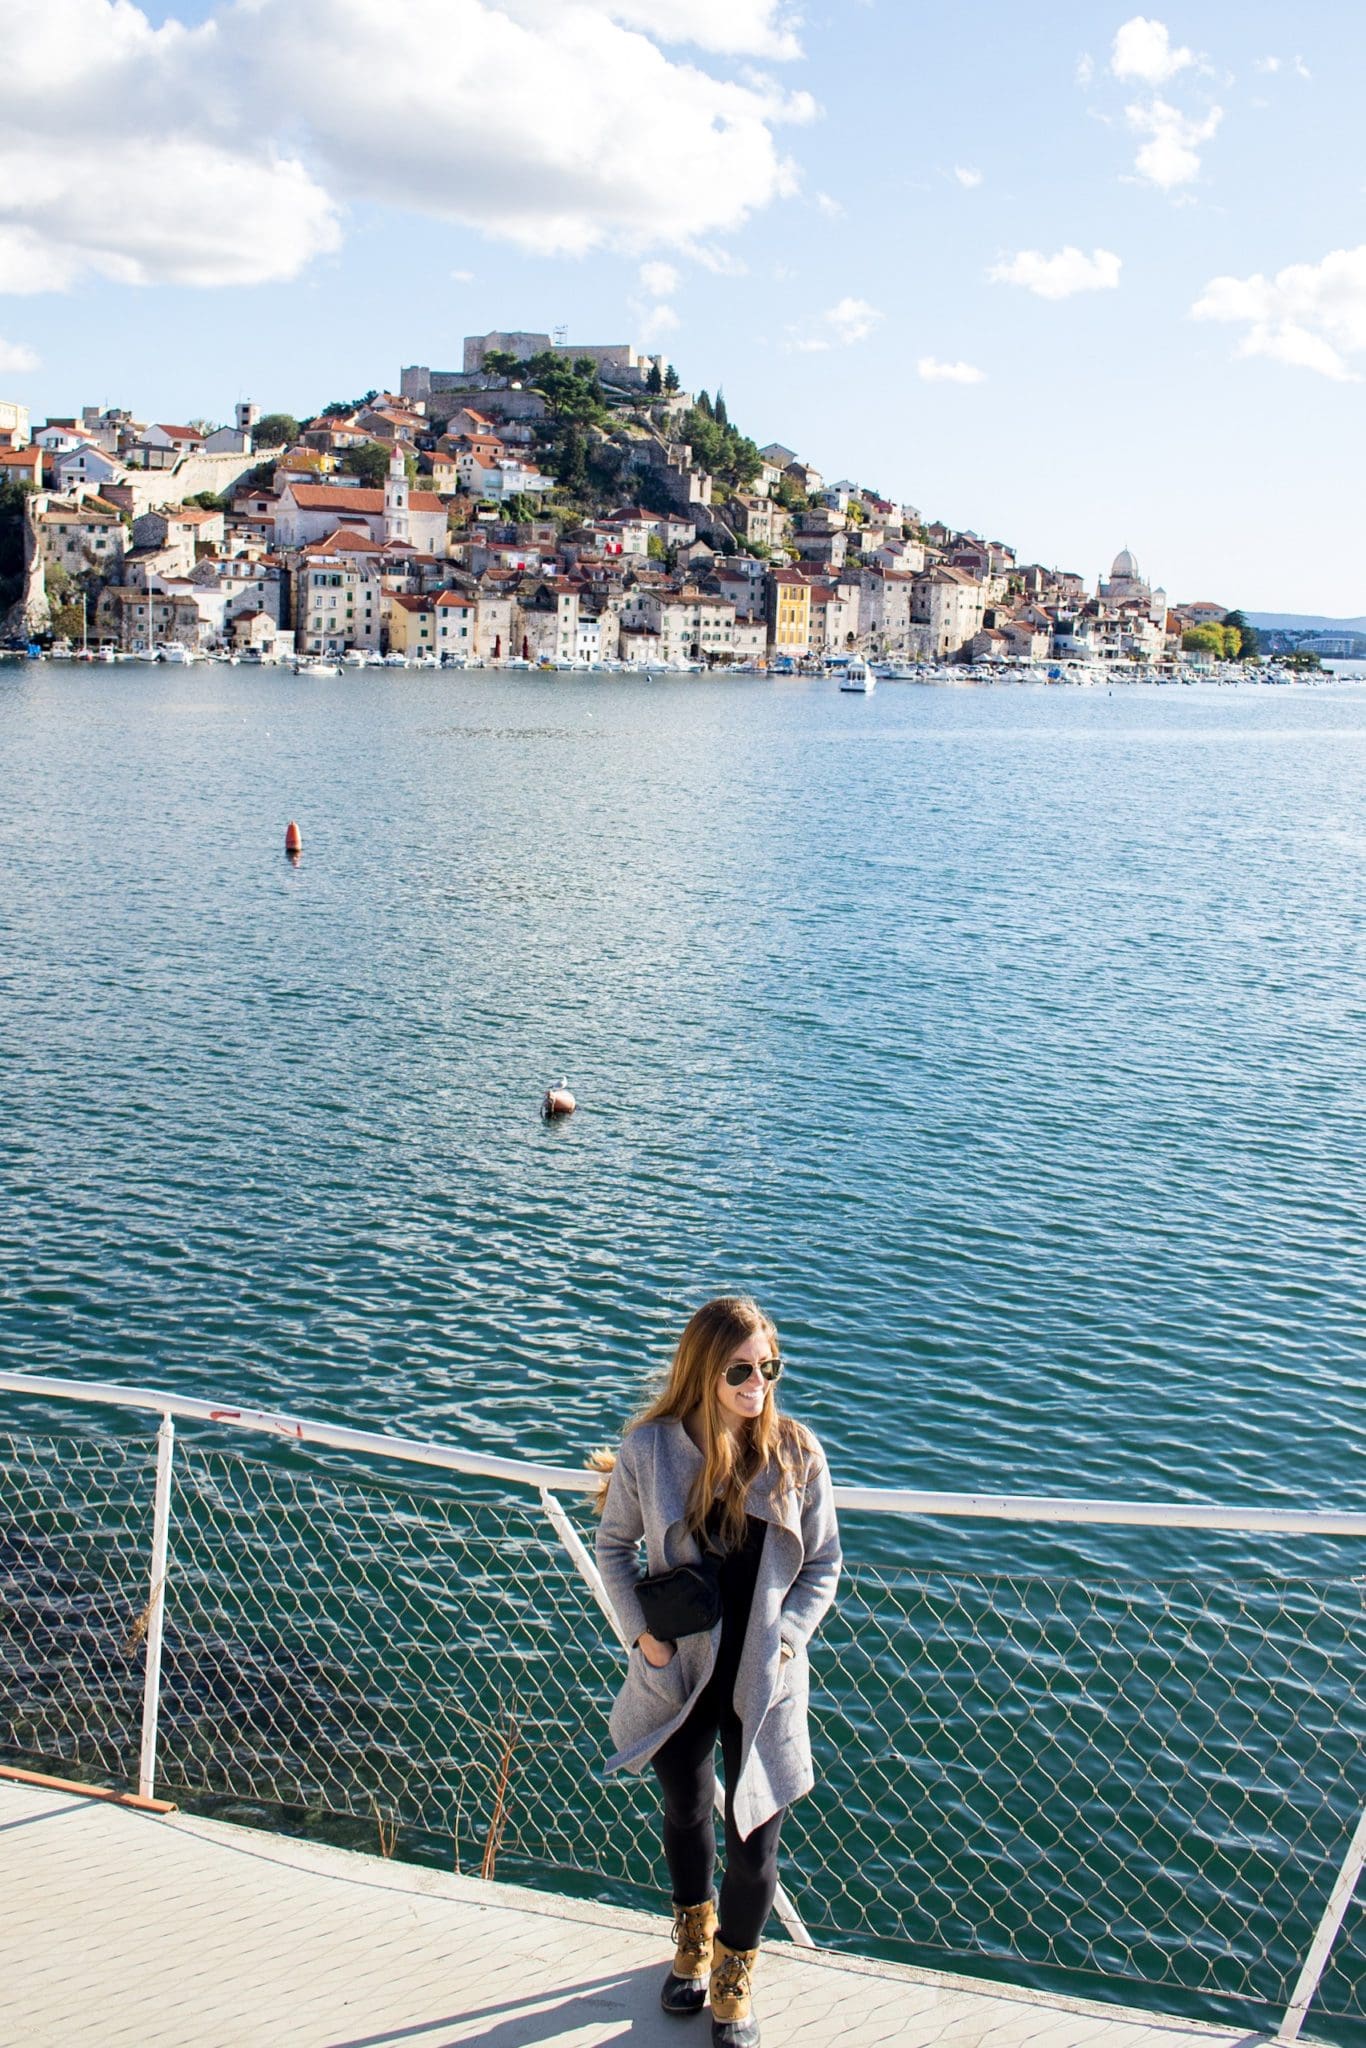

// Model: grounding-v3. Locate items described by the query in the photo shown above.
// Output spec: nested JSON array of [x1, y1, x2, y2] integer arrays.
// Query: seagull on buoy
[[542, 1077, 576, 1119]]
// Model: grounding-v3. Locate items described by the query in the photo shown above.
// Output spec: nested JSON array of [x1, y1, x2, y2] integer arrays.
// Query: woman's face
[[715, 1324, 777, 1432]]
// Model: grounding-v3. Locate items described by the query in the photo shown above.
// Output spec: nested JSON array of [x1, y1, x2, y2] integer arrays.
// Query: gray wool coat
[[595, 1415, 842, 1841]]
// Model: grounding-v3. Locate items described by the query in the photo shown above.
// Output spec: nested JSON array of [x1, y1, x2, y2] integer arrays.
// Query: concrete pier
[[0, 1778, 1290, 2047]]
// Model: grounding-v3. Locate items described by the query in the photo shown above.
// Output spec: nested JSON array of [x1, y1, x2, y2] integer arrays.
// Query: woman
[[592, 1297, 841, 2047]]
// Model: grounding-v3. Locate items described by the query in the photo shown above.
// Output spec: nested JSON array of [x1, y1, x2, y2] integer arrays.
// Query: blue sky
[[4, 1, 1361, 612]]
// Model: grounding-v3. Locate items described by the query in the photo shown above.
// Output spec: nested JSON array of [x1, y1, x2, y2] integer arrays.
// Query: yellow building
[[386, 592, 437, 657], [767, 569, 811, 657]]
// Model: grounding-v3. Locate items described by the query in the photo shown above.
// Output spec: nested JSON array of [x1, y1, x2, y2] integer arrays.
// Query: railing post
[[539, 1487, 816, 1950], [137, 1412, 176, 1802], [1277, 1799, 1366, 2044]]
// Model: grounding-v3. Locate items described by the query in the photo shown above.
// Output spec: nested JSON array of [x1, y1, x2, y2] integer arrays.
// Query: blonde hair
[[589, 1296, 812, 1551]]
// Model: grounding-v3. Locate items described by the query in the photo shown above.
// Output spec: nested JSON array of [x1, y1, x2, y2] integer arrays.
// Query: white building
[[0, 400, 31, 448], [434, 590, 476, 660], [47, 442, 123, 496], [620, 588, 738, 664], [293, 541, 383, 656], [273, 479, 448, 555]]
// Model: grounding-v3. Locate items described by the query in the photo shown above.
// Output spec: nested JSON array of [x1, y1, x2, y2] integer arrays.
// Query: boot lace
[[672, 1905, 712, 1969], [713, 1950, 752, 2005]]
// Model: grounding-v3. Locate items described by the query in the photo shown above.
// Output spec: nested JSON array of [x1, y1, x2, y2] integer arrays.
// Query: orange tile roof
[[288, 484, 445, 512]]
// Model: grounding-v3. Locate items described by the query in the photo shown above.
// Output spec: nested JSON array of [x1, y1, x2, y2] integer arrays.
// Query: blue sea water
[[2, 661, 1362, 1514], [3, 662, 1365, 2034]]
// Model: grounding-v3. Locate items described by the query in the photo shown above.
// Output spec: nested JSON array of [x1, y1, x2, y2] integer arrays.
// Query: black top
[[705, 1501, 767, 1690]]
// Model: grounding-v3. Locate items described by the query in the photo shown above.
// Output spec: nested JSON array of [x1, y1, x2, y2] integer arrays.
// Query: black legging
[[650, 1669, 785, 1950]]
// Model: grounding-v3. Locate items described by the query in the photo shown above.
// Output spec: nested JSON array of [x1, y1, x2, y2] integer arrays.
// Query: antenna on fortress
[[553, 324, 569, 348]]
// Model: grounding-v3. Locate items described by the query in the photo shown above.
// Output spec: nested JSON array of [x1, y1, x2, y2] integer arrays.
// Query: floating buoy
[[542, 1078, 576, 1119], [284, 820, 302, 854]]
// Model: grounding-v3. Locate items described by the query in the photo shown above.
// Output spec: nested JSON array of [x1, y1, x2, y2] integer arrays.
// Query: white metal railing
[[1, 1366, 1363, 2044]]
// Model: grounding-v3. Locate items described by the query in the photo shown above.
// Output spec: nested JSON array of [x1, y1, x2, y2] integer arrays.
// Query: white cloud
[[450, 268, 475, 283], [815, 191, 844, 217], [953, 166, 983, 189], [1076, 52, 1095, 87], [1294, 55, 1312, 80], [1254, 55, 1280, 73], [787, 296, 882, 352], [687, 243, 750, 275], [0, 0, 815, 291], [590, 0, 803, 59], [917, 357, 985, 384], [640, 260, 681, 297], [1192, 245, 1366, 382], [0, 337, 39, 373], [988, 246, 1122, 298], [634, 299, 680, 340], [1125, 97, 1222, 187], [826, 296, 882, 343], [1111, 16, 1194, 84]]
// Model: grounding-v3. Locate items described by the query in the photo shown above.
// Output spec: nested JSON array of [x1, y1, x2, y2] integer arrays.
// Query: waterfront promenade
[[1, 1776, 1289, 2048]]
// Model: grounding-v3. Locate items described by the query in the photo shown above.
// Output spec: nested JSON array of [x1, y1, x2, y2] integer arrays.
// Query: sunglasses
[[722, 1356, 784, 1387]]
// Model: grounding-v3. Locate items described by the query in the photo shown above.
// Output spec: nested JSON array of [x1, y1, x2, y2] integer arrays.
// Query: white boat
[[840, 657, 876, 694], [342, 650, 370, 668], [293, 658, 340, 677], [382, 652, 409, 668], [159, 645, 197, 665]]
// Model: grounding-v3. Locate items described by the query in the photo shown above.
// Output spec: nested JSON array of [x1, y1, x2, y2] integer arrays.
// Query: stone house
[[858, 566, 917, 652], [912, 566, 987, 658], [134, 504, 226, 555], [37, 500, 127, 577]]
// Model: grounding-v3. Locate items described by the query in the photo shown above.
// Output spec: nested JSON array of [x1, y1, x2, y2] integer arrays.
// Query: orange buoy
[[284, 820, 302, 854], [542, 1080, 576, 1119]]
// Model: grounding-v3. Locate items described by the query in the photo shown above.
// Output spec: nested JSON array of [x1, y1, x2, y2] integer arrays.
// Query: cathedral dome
[[1111, 547, 1139, 580]]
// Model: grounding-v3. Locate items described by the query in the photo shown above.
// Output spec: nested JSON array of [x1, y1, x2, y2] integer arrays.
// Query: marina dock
[[1, 1777, 1290, 2048]]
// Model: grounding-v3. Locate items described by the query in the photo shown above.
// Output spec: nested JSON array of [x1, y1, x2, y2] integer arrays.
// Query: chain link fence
[[2, 1412, 1364, 2044]]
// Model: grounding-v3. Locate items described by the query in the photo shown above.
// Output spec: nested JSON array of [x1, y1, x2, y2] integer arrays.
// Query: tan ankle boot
[[709, 1938, 760, 2046], [659, 1895, 717, 2016]]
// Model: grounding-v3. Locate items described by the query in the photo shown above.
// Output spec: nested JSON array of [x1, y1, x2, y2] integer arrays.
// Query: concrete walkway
[[0, 1778, 1287, 2047]]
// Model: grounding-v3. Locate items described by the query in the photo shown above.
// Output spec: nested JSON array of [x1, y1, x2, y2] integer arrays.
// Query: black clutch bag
[[636, 1557, 721, 1641]]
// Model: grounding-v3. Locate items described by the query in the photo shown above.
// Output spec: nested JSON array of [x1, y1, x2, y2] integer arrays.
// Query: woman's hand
[[637, 1631, 676, 1668]]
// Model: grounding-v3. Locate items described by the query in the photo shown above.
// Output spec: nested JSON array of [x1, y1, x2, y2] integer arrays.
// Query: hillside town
[[0, 336, 1242, 671]]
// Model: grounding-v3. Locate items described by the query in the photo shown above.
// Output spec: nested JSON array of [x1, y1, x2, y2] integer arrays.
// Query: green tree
[[343, 440, 400, 487], [481, 350, 519, 377], [321, 389, 379, 419], [664, 364, 680, 394], [523, 351, 608, 425], [0, 478, 32, 614], [679, 404, 762, 491], [557, 423, 589, 495], [254, 412, 300, 447], [1182, 624, 1231, 657], [646, 361, 664, 396], [696, 389, 713, 419], [187, 490, 227, 512], [647, 533, 667, 562], [714, 389, 729, 428], [775, 473, 809, 515], [1222, 609, 1261, 658]]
